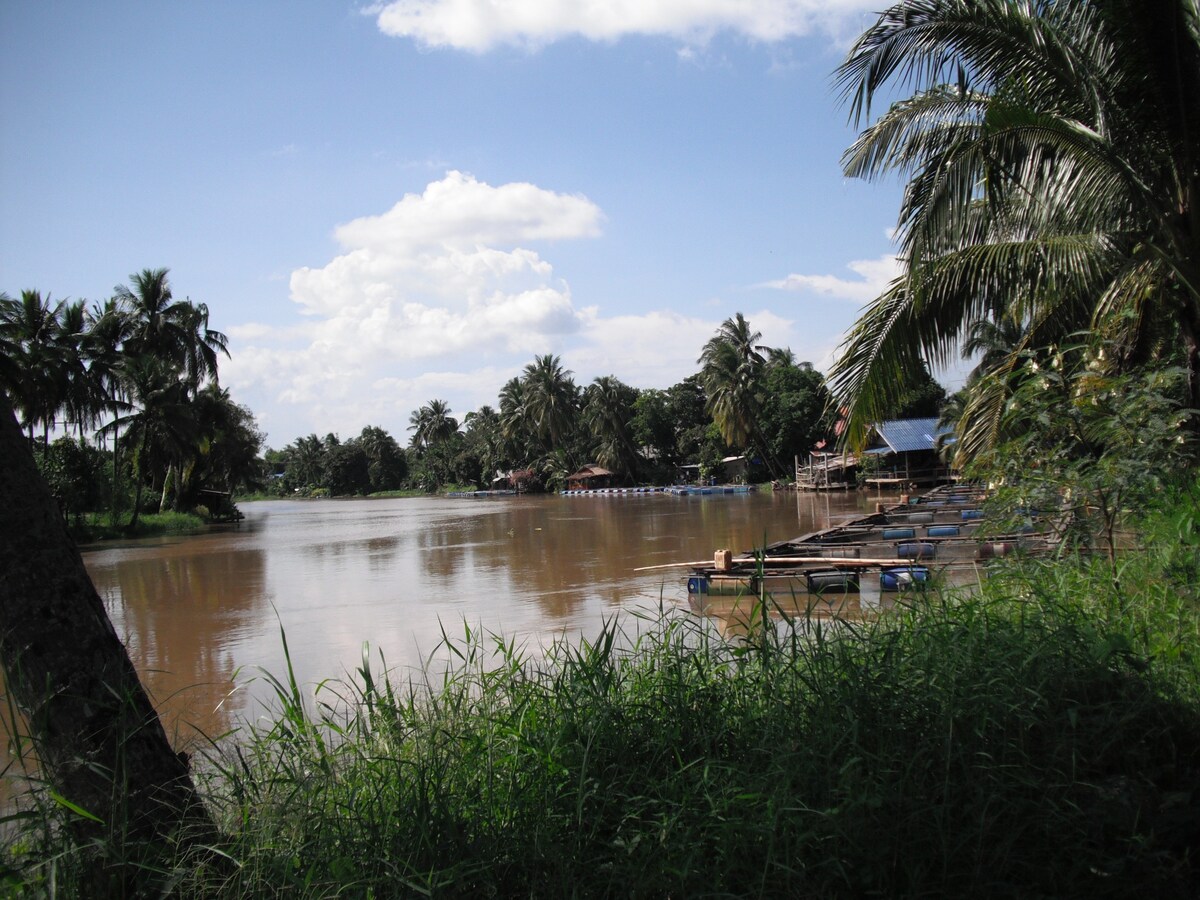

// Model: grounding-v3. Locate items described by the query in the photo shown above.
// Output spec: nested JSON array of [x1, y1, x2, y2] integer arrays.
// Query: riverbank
[[6, 482, 1199, 896], [69, 510, 208, 543]]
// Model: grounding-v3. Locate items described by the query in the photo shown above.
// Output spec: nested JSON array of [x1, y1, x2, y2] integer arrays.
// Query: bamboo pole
[[635, 556, 934, 572]]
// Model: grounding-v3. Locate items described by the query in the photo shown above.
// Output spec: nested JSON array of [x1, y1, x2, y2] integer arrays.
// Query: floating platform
[[560, 487, 666, 496], [674, 482, 1053, 612], [663, 485, 756, 496]]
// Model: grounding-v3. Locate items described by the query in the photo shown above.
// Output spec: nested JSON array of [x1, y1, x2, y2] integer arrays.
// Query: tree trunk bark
[[128, 425, 149, 531], [0, 401, 214, 882]]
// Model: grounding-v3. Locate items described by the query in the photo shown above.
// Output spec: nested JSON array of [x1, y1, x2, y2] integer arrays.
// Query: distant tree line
[[1, 267, 949, 507], [0, 269, 263, 529], [265, 312, 946, 497]]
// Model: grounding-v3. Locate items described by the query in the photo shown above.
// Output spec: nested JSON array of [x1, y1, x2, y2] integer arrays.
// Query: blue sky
[[2, 1, 946, 448]]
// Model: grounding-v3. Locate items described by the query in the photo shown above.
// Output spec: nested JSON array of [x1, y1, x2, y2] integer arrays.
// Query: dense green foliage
[[829, 0, 1200, 459], [0, 271, 262, 529]]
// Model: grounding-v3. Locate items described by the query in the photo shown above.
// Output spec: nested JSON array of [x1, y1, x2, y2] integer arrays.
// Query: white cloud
[[372, 0, 880, 51], [760, 253, 900, 305], [226, 171, 606, 442]]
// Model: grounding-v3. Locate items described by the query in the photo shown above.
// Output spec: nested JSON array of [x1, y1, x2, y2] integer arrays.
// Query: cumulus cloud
[[372, 0, 880, 51], [225, 171, 606, 441], [760, 253, 900, 305], [283, 170, 602, 354]]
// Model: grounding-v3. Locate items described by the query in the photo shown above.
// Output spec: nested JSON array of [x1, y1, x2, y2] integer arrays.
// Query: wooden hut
[[565, 465, 614, 491], [861, 418, 954, 487]]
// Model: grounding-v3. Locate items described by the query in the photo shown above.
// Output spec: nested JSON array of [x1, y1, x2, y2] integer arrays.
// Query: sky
[[1, 1, 949, 449]]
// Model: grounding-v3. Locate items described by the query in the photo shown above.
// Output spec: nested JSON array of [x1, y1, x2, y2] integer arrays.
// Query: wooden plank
[[636, 555, 930, 572]]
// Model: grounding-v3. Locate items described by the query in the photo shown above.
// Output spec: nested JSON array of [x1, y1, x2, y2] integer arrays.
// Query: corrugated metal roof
[[870, 417, 952, 454]]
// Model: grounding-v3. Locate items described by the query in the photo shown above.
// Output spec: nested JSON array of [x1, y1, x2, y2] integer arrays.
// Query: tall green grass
[[197, 557, 1200, 896], [5, 486, 1200, 897]]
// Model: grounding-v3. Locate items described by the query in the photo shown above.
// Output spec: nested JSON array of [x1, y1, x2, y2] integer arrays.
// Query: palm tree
[[521, 354, 578, 450], [177, 301, 230, 399], [830, 0, 1200, 450], [583, 375, 641, 481], [463, 405, 505, 486], [0, 290, 66, 445], [498, 376, 532, 460], [698, 313, 765, 446], [115, 268, 226, 395], [114, 268, 193, 363], [107, 354, 196, 529], [698, 314, 785, 477], [53, 300, 100, 440], [766, 346, 798, 370], [84, 299, 135, 519], [408, 399, 459, 450], [287, 434, 327, 491]]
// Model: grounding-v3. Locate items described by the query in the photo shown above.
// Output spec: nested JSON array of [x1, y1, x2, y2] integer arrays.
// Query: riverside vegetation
[[3, 475, 1200, 897]]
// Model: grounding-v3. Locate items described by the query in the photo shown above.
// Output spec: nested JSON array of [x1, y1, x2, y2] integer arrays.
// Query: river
[[3, 489, 881, 799]]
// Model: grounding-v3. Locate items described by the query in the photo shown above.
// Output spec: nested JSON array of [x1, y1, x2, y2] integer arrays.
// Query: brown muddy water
[[2, 489, 884, 803]]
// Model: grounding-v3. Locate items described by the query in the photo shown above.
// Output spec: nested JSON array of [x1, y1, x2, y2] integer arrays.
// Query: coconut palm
[[463, 405, 505, 486], [107, 354, 196, 529], [698, 314, 785, 477], [521, 354, 578, 450], [53, 300, 101, 439], [286, 434, 326, 491], [408, 399, 459, 450], [583, 375, 641, 481], [115, 268, 227, 397], [829, 0, 1200, 450], [0, 290, 66, 445], [114, 269, 193, 362], [84, 299, 135, 515], [177, 301, 229, 399], [698, 313, 765, 447], [498, 376, 532, 459]]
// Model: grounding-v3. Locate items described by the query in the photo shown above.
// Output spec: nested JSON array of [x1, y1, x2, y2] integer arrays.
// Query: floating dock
[[657, 483, 1051, 614]]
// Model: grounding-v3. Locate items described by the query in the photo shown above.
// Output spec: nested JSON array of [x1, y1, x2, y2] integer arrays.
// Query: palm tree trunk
[[110, 415, 122, 525], [128, 427, 150, 531], [0, 401, 215, 889], [159, 462, 176, 513]]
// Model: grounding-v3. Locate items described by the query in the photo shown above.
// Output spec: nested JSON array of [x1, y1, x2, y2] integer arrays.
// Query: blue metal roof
[[870, 418, 952, 454]]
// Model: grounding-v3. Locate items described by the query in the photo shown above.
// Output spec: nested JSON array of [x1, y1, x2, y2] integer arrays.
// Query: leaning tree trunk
[[0, 401, 214, 884]]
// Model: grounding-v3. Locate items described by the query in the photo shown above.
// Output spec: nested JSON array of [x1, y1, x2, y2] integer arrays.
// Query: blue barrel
[[962, 509, 984, 521], [806, 569, 859, 594], [687, 576, 709, 595], [882, 527, 916, 539], [881, 566, 930, 591], [897, 541, 937, 559], [927, 524, 960, 537]]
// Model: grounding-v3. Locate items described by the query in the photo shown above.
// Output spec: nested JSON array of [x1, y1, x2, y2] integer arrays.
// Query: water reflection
[[3, 490, 880, 804]]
